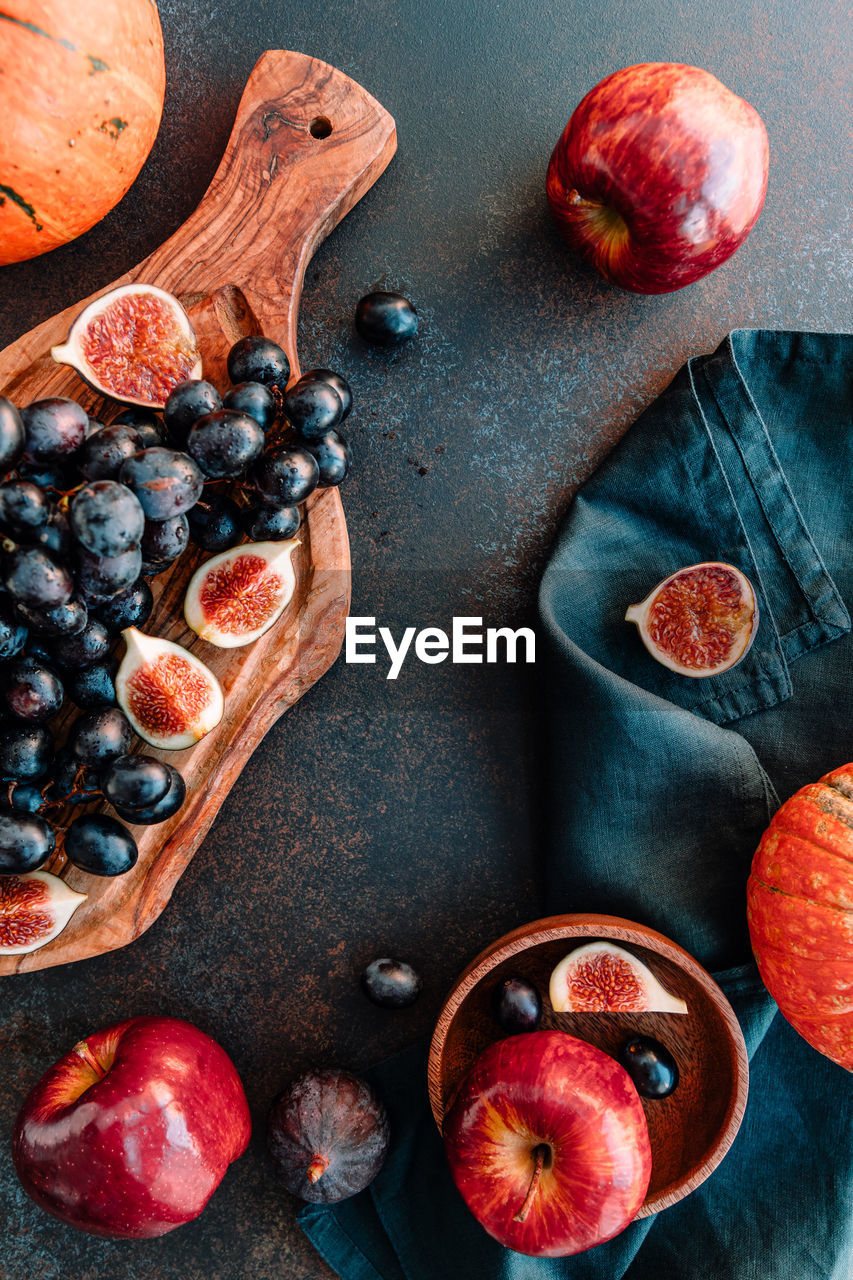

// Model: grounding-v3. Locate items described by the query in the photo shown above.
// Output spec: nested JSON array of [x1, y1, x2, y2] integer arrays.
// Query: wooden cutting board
[[0, 50, 396, 975]]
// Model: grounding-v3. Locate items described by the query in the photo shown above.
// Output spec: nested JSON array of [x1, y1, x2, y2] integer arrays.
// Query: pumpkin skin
[[747, 764, 853, 1071], [0, 1, 165, 266]]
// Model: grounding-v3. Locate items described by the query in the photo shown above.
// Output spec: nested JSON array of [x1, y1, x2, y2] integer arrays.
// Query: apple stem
[[513, 1145, 547, 1223], [306, 1155, 329, 1185], [72, 1040, 108, 1080]]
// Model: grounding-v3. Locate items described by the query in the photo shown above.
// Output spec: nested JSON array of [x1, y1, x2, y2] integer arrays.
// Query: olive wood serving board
[[428, 915, 750, 1217], [0, 50, 396, 974]]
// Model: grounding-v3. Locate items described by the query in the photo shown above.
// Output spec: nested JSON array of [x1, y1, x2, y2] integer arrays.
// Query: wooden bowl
[[428, 914, 749, 1217]]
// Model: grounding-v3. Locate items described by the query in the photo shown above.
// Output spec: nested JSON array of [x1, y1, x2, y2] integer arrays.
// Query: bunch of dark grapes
[[0, 333, 353, 884], [167, 335, 352, 551]]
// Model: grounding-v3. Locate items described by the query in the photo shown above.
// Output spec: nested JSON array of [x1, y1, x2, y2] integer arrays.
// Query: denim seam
[[679, 358, 791, 718], [703, 335, 849, 634]]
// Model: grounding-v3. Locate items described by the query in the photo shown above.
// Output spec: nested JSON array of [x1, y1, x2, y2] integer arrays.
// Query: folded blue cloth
[[301, 330, 853, 1279]]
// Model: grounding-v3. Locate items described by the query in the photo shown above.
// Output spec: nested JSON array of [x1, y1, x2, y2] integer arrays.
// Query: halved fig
[[549, 941, 688, 1014], [0, 871, 87, 956], [115, 628, 224, 750], [184, 540, 299, 648], [51, 284, 202, 410], [625, 561, 758, 678]]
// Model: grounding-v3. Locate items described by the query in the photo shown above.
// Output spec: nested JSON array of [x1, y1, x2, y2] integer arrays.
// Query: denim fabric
[[301, 331, 853, 1280]]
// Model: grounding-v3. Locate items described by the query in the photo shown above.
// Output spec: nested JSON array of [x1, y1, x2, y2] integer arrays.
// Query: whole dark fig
[[267, 1068, 390, 1203]]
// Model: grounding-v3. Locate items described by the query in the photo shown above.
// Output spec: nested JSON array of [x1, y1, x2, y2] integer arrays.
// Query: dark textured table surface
[[0, 2, 850, 1277]]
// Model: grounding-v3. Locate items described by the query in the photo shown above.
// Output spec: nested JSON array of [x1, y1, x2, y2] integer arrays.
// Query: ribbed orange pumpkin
[[747, 764, 853, 1071], [0, 1, 165, 266]]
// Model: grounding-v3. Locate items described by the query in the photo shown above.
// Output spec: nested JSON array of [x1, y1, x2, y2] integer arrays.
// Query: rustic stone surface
[[0, 0, 850, 1276]]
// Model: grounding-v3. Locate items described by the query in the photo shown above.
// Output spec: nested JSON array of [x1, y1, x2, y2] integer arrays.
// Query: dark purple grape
[[227, 335, 290, 393], [70, 480, 145, 557], [112, 408, 167, 448], [187, 409, 264, 479], [0, 397, 25, 471], [0, 810, 55, 874], [6, 782, 49, 815], [491, 976, 542, 1034], [93, 579, 153, 634], [141, 514, 189, 564], [251, 444, 319, 505], [299, 369, 352, 422], [0, 602, 27, 658], [4, 547, 74, 609], [17, 458, 79, 493], [65, 813, 137, 876], [355, 292, 418, 346], [79, 424, 144, 481], [303, 430, 352, 487], [119, 448, 204, 520], [0, 724, 53, 781], [111, 763, 185, 825], [50, 749, 102, 805], [223, 382, 277, 432], [361, 958, 422, 1008], [285, 379, 342, 440], [0, 481, 51, 540], [186, 494, 241, 552], [617, 1036, 679, 1099], [20, 398, 88, 462], [33, 506, 72, 559], [68, 707, 133, 767], [75, 545, 143, 603], [24, 635, 52, 664], [65, 660, 117, 708], [241, 503, 300, 542], [164, 380, 222, 447], [49, 617, 110, 669], [100, 754, 171, 810], [3, 658, 63, 723], [15, 597, 87, 638]]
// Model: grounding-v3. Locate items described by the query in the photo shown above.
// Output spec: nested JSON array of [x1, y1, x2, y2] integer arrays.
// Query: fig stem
[[306, 1155, 329, 1185], [513, 1144, 548, 1223]]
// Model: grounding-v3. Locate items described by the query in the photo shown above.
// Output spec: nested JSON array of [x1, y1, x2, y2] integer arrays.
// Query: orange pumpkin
[[0, 1, 165, 266], [747, 764, 853, 1071]]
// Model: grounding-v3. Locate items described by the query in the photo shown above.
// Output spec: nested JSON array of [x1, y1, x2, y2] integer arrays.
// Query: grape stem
[[513, 1144, 548, 1223]]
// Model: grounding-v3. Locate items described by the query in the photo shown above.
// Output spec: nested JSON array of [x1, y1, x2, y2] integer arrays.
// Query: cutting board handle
[[139, 50, 396, 374]]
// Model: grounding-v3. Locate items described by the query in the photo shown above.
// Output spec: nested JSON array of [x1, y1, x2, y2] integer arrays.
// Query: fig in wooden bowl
[[429, 914, 749, 1218]]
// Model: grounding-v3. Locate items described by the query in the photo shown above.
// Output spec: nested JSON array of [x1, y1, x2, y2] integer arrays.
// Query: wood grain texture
[[0, 51, 396, 975], [428, 914, 750, 1217]]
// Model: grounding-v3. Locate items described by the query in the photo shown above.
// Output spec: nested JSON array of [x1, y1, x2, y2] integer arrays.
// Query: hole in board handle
[[309, 116, 333, 139]]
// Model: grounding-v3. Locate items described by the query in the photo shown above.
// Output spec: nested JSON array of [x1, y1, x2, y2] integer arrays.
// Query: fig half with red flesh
[[549, 942, 688, 1014], [267, 1069, 390, 1203], [625, 561, 757, 678], [184, 540, 299, 648], [50, 284, 202, 410], [0, 871, 87, 956], [115, 628, 224, 751]]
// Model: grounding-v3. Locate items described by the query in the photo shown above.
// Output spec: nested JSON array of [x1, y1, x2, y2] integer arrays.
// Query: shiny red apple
[[546, 62, 769, 293], [12, 1015, 251, 1238], [443, 1030, 651, 1256]]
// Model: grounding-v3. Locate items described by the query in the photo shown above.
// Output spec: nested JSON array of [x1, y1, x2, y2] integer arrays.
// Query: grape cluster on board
[[0, 335, 352, 882]]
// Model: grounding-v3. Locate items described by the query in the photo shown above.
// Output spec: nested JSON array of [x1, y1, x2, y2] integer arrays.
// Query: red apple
[[546, 63, 769, 293], [443, 1030, 651, 1256], [12, 1015, 251, 1238]]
